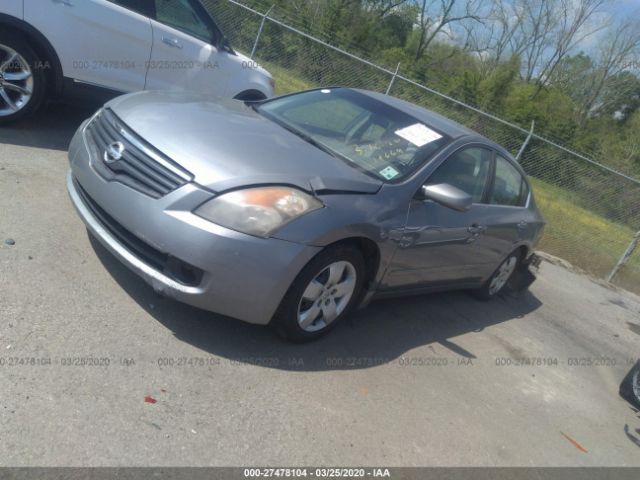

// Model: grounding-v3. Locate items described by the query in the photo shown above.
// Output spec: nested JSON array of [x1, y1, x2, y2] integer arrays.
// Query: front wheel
[[473, 251, 520, 300], [0, 37, 46, 125], [272, 245, 365, 342]]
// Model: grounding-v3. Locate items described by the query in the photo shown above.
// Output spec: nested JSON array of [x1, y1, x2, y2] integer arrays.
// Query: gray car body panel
[[67, 122, 321, 325], [105, 90, 382, 195], [67, 88, 544, 325]]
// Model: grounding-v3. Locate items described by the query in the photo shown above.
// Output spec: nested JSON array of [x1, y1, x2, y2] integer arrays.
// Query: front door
[[384, 146, 498, 289], [25, 0, 153, 92]]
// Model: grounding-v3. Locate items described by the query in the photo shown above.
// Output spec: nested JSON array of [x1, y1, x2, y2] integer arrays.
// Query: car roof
[[352, 88, 480, 140]]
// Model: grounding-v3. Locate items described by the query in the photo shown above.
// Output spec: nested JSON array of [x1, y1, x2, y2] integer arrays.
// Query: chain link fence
[[203, 0, 640, 295]]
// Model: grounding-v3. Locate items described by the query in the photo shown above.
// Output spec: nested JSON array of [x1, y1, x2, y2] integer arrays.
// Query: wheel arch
[[323, 237, 381, 292], [233, 89, 268, 102], [0, 14, 64, 97], [513, 243, 531, 262]]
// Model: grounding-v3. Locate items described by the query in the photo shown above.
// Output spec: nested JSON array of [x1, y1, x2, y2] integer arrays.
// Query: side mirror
[[219, 36, 235, 54], [421, 183, 472, 212]]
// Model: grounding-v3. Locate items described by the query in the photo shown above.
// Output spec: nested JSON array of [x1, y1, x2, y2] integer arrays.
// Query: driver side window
[[110, 0, 154, 17], [426, 147, 492, 203], [154, 0, 215, 43]]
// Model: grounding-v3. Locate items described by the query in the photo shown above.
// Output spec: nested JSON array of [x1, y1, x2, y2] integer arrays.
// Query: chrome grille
[[85, 108, 193, 198]]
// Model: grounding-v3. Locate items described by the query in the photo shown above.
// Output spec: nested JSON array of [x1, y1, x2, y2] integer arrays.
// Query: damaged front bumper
[[508, 252, 542, 292]]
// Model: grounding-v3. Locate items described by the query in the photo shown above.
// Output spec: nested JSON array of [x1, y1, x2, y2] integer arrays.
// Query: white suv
[[0, 0, 274, 124]]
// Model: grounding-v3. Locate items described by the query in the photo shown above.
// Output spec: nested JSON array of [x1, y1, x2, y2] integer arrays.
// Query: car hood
[[106, 91, 382, 194]]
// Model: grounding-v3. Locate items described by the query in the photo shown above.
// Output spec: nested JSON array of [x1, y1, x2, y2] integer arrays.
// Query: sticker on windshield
[[394, 123, 442, 147], [379, 166, 399, 180]]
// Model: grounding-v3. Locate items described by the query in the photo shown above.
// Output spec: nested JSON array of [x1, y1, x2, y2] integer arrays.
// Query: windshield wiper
[[279, 123, 352, 162], [291, 129, 338, 158], [252, 107, 353, 163]]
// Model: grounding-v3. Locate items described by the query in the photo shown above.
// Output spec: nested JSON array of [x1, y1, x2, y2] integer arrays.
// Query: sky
[[612, 0, 640, 16], [422, 0, 640, 53], [575, 0, 640, 54]]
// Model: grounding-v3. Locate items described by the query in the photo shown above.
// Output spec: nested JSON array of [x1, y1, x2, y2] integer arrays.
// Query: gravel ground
[[0, 104, 639, 466]]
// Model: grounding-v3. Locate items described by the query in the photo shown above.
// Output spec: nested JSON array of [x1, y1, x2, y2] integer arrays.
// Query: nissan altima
[[67, 87, 545, 341]]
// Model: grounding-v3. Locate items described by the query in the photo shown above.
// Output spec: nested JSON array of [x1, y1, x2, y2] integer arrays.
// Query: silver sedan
[[67, 87, 545, 341]]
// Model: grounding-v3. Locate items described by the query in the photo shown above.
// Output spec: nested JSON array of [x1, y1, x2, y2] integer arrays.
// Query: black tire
[[619, 361, 640, 409], [0, 35, 47, 125], [271, 244, 365, 342], [473, 250, 521, 301]]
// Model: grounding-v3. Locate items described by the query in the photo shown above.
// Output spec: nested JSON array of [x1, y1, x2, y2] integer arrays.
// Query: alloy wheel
[[297, 260, 357, 332], [0, 44, 34, 117], [489, 256, 517, 295]]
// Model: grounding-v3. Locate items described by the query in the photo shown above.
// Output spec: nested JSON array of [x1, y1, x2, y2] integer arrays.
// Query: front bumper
[[67, 128, 320, 325]]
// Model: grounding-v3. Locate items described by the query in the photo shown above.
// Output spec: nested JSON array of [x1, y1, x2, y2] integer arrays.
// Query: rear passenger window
[[155, 0, 215, 43], [109, 0, 154, 17], [426, 147, 492, 203], [490, 156, 528, 207]]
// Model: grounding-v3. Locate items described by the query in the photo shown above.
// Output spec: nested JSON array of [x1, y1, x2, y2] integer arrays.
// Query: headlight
[[194, 186, 323, 237]]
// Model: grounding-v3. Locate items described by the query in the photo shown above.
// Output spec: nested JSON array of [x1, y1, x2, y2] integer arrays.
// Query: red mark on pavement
[[561, 432, 588, 453], [144, 396, 157, 404]]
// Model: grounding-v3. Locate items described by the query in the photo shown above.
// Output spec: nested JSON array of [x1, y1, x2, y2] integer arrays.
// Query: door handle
[[517, 220, 528, 229], [468, 224, 486, 235], [53, 0, 74, 5], [162, 37, 183, 49]]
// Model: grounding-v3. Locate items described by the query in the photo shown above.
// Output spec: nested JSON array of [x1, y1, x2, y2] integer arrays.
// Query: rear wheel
[[473, 251, 520, 300], [272, 245, 365, 342], [0, 37, 46, 125]]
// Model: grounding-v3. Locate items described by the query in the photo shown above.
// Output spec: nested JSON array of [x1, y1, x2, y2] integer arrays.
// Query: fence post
[[607, 230, 640, 283], [516, 120, 535, 162], [385, 63, 401, 95], [250, 5, 274, 60]]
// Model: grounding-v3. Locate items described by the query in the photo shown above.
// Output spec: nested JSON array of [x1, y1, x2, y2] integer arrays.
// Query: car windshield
[[255, 88, 451, 182]]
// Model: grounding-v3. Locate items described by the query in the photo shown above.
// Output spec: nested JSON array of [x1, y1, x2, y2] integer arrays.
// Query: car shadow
[[89, 234, 543, 371], [620, 361, 640, 448], [0, 100, 101, 151], [624, 421, 640, 448]]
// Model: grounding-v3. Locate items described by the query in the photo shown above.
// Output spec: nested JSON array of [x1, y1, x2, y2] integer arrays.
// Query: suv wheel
[[272, 245, 365, 342], [620, 361, 640, 409], [0, 37, 46, 125]]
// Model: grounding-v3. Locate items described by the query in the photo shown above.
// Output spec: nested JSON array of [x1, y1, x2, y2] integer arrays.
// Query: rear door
[[480, 153, 534, 265], [145, 0, 227, 95], [24, 0, 153, 92]]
